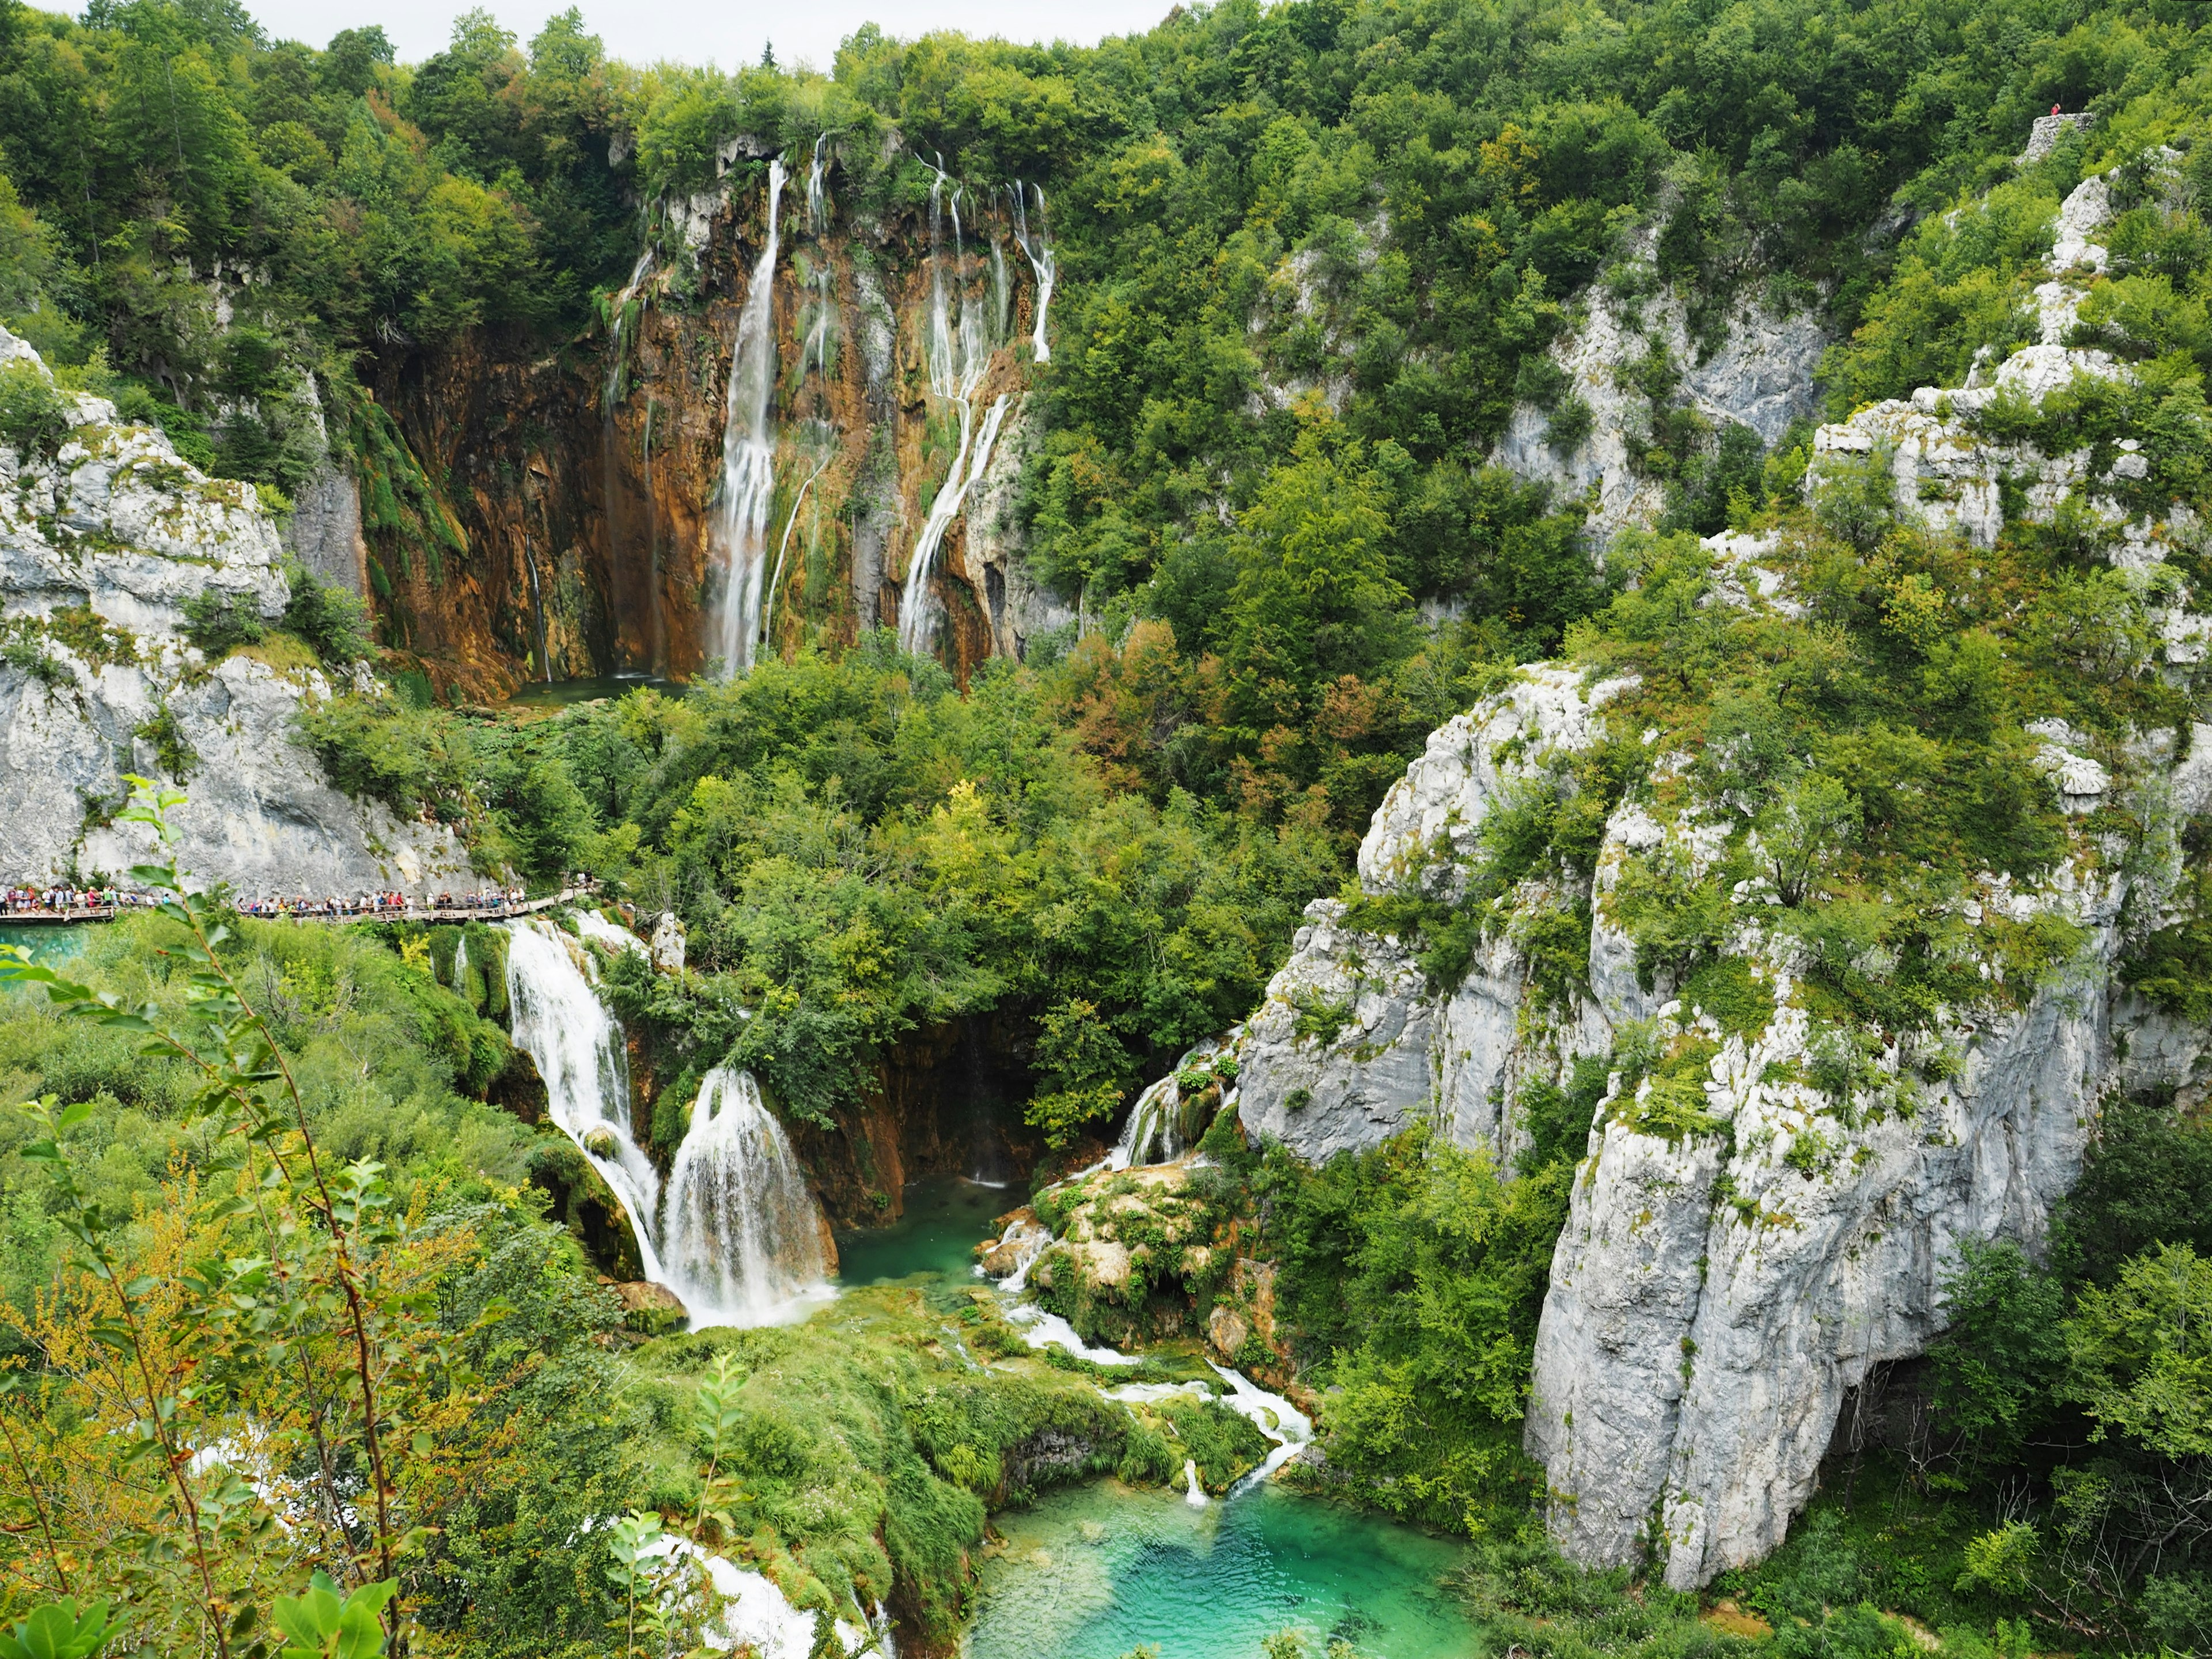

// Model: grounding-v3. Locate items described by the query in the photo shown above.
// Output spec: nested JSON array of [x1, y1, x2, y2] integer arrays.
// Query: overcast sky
[[241, 0, 1175, 70]]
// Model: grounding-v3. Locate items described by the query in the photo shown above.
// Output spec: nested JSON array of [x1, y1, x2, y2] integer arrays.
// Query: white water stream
[[504, 920, 669, 1284], [1010, 181, 1055, 362], [896, 166, 1010, 656], [711, 159, 787, 676]]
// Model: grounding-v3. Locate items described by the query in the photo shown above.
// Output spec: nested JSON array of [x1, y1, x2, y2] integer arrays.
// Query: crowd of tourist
[[229, 888, 533, 919], [2, 885, 159, 915], [3, 885, 544, 921]]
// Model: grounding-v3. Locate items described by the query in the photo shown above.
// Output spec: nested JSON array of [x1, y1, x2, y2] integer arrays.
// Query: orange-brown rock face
[[374, 158, 1069, 699]]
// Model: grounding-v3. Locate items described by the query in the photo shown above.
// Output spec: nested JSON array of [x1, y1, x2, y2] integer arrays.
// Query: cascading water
[[760, 135, 839, 661], [1010, 181, 1055, 363], [710, 159, 787, 676], [1209, 1361, 1314, 1493], [661, 1066, 833, 1325], [896, 166, 1009, 656], [504, 920, 669, 1282], [1110, 1073, 1183, 1171]]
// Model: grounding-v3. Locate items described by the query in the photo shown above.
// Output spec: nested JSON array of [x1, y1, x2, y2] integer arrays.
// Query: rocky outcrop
[[1218, 150, 2212, 1591], [1518, 157, 2212, 1591], [1493, 273, 1828, 543], [1237, 666, 1634, 1165], [0, 326, 472, 896]]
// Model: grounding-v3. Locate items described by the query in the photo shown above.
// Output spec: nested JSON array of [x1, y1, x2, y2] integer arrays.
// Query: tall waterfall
[[504, 920, 669, 1283], [1010, 181, 1055, 363], [710, 158, 787, 676], [662, 1067, 833, 1325], [760, 135, 839, 660], [896, 168, 1009, 657]]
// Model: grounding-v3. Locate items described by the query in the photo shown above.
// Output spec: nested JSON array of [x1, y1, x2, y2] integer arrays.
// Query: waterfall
[[662, 1066, 832, 1325], [1110, 1073, 1183, 1171], [1183, 1459, 1209, 1509], [521, 535, 551, 681], [1210, 1361, 1314, 1493], [1010, 182, 1055, 363], [503, 920, 668, 1283], [895, 166, 1007, 657], [604, 247, 656, 414], [710, 159, 787, 676], [759, 134, 839, 665]]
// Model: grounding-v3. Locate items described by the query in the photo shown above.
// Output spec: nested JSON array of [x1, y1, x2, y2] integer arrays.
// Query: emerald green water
[[834, 1175, 1009, 1287], [0, 923, 88, 968], [967, 1479, 1477, 1659], [834, 1177, 1478, 1658]]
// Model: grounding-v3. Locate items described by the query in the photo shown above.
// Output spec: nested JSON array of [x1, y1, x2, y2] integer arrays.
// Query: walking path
[[1, 884, 598, 928]]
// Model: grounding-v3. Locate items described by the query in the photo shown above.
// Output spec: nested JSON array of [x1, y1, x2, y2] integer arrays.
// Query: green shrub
[[0, 357, 70, 459], [180, 587, 267, 656], [132, 703, 197, 780], [282, 564, 374, 665]]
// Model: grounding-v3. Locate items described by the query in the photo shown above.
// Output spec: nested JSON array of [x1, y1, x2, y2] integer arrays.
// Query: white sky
[[243, 0, 1175, 69]]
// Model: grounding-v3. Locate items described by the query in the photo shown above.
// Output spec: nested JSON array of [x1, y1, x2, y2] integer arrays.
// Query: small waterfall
[[1111, 1073, 1182, 1171], [504, 920, 668, 1282], [451, 932, 468, 993], [1210, 1361, 1313, 1493], [896, 166, 1007, 657], [662, 1067, 832, 1325], [521, 534, 551, 681], [710, 159, 787, 676], [1183, 1459, 1209, 1509], [604, 245, 655, 417], [760, 134, 839, 664], [1010, 182, 1055, 363]]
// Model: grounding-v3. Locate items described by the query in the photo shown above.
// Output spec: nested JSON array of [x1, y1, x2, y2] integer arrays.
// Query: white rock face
[[1531, 152, 2212, 1590], [0, 326, 471, 897], [1227, 147, 2212, 1593], [1236, 899, 1438, 1161], [1493, 281, 1828, 543], [650, 910, 687, 973], [1237, 666, 1636, 1166], [1805, 171, 2173, 573]]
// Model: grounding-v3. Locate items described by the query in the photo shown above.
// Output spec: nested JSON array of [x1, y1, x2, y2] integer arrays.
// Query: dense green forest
[[5, 0, 2212, 1654]]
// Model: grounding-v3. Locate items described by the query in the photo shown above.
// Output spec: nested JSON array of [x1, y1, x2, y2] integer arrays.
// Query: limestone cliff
[[0, 327, 473, 897], [367, 150, 1065, 698], [1213, 153, 2212, 1589], [1491, 252, 1829, 544]]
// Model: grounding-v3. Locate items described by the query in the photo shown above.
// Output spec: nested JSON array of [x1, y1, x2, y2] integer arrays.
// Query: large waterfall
[[504, 919, 833, 1325], [896, 168, 1010, 656], [504, 919, 670, 1283], [710, 158, 787, 676], [662, 1067, 833, 1325]]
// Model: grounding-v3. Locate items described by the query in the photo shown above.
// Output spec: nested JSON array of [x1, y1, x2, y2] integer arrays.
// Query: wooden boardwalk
[[0, 885, 597, 929]]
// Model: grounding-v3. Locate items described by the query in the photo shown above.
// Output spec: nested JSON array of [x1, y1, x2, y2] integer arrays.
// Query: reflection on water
[[967, 1479, 1474, 1659], [501, 674, 688, 710], [834, 1175, 1008, 1289]]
